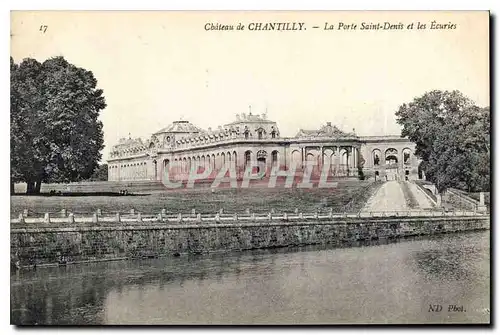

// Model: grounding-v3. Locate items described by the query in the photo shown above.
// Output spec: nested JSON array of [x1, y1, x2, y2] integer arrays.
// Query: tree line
[[10, 56, 106, 194], [396, 90, 490, 193]]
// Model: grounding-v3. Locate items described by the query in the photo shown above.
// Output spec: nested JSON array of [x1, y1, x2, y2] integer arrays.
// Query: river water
[[11, 231, 490, 325]]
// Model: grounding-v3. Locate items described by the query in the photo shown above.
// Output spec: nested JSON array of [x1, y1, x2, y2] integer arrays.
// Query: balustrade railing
[[11, 208, 488, 225]]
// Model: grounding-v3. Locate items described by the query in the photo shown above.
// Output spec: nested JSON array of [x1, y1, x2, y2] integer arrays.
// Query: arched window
[[385, 148, 398, 165], [271, 150, 279, 167], [291, 150, 301, 170], [244, 150, 252, 168], [402, 148, 411, 165], [372, 149, 382, 166]]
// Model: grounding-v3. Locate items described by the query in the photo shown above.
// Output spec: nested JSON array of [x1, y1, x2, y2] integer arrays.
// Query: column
[[177, 159, 182, 180], [351, 147, 355, 169], [281, 147, 286, 171], [346, 148, 350, 175], [353, 147, 357, 169], [349, 147, 354, 176], [301, 147, 305, 170], [348, 148, 352, 176], [335, 147, 340, 176], [215, 154, 221, 173], [153, 160, 157, 181], [319, 146, 324, 177], [172, 160, 177, 180]]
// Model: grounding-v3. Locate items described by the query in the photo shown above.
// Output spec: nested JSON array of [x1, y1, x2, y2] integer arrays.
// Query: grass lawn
[[10, 180, 382, 218]]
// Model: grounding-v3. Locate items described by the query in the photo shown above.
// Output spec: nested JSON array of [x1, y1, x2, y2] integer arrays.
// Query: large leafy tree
[[396, 90, 490, 193], [11, 57, 45, 194], [10, 56, 106, 194], [87, 163, 108, 181]]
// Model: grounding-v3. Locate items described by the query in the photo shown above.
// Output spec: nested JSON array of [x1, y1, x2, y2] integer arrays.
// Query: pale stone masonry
[[11, 215, 490, 267], [107, 113, 421, 182]]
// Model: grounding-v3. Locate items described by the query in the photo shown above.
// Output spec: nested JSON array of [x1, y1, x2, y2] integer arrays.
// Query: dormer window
[[258, 130, 263, 139]]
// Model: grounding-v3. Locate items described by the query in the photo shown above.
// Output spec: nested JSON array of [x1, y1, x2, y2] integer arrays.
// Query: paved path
[[407, 182, 434, 210], [363, 181, 408, 212]]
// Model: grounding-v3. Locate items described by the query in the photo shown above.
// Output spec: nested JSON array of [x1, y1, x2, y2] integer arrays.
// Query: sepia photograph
[[9, 10, 490, 325]]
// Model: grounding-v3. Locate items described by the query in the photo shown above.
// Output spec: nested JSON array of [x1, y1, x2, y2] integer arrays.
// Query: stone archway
[[256, 150, 267, 175], [402, 148, 412, 166], [323, 148, 334, 175], [244, 150, 252, 168], [339, 148, 349, 176], [162, 159, 169, 181], [305, 152, 316, 177], [291, 150, 301, 170], [372, 149, 382, 167], [271, 150, 279, 167], [385, 148, 399, 181]]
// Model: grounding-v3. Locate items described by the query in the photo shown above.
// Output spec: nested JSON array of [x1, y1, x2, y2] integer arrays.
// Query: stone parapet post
[[477, 191, 487, 213]]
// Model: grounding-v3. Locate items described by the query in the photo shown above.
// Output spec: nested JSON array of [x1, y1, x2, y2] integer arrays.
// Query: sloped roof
[[154, 120, 205, 135], [115, 137, 145, 147], [295, 122, 356, 138]]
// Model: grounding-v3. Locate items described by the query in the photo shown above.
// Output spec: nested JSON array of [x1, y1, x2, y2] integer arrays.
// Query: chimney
[[326, 122, 332, 126]]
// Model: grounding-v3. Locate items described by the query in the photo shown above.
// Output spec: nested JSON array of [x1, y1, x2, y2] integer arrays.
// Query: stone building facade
[[107, 113, 420, 183]]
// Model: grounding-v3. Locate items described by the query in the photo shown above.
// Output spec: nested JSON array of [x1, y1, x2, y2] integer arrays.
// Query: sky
[[10, 11, 489, 161]]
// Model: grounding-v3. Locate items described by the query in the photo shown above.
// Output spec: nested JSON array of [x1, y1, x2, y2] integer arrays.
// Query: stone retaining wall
[[11, 215, 489, 268]]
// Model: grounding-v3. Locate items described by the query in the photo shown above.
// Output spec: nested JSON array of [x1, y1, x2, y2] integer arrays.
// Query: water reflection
[[11, 232, 490, 325], [415, 246, 480, 281]]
